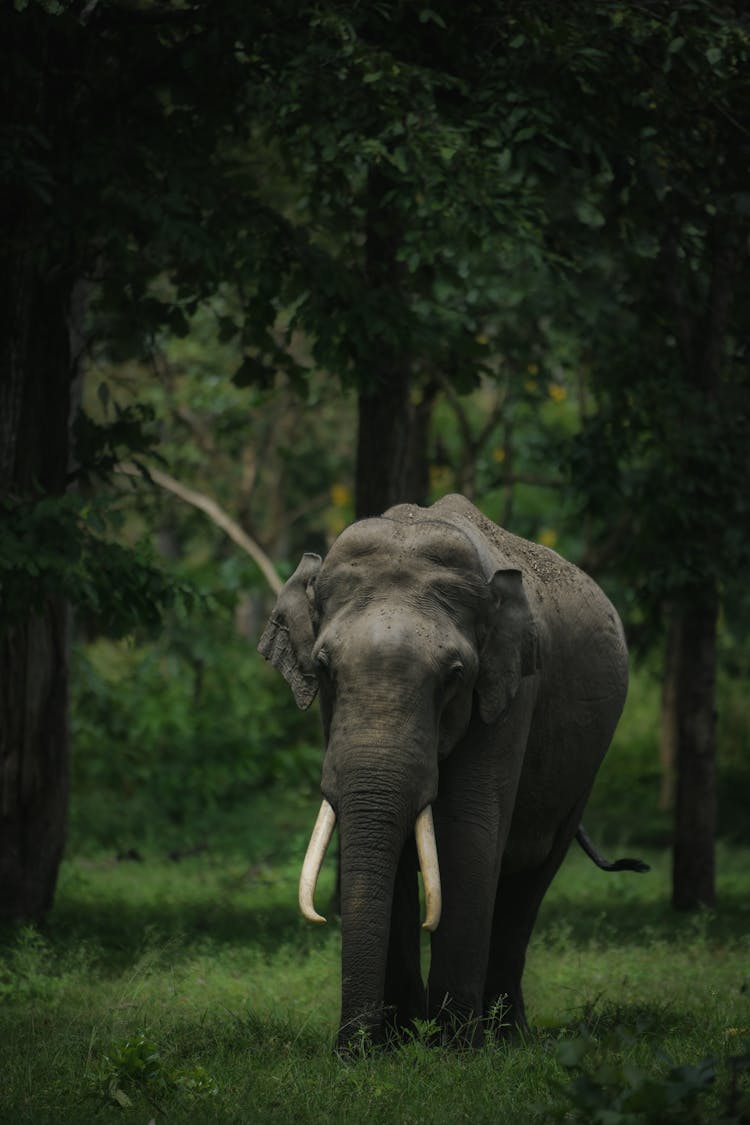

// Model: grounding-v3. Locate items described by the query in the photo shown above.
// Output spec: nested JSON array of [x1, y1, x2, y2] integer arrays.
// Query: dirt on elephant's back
[[464, 507, 572, 589]]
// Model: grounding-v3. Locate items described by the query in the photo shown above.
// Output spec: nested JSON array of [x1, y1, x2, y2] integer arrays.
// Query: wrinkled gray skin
[[259, 495, 628, 1050]]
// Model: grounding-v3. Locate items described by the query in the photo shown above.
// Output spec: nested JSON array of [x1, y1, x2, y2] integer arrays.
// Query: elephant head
[[258, 511, 537, 1047]]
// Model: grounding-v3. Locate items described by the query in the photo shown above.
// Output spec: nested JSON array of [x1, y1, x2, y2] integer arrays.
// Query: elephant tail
[[575, 826, 650, 873]]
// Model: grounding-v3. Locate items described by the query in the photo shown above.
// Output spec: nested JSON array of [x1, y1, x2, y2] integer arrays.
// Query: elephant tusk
[[299, 799, 336, 924], [415, 805, 442, 932]]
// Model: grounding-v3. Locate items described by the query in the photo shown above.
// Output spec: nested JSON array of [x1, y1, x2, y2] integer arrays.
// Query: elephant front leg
[[427, 710, 530, 1047], [383, 836, 425, 1041], [426, 813, 502, 1047]]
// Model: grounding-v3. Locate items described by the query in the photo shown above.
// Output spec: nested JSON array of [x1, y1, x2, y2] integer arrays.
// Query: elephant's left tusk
[[299, 799, 336, 924], [415, 805, 442, 932]]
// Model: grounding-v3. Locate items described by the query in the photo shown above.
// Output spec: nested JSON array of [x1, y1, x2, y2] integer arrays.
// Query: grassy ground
[[1, 807, 749, 1123]]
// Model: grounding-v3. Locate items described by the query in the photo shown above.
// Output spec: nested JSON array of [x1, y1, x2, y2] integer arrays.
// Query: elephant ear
[[257, 552, 322, 710], [476, 568, 538, 724]]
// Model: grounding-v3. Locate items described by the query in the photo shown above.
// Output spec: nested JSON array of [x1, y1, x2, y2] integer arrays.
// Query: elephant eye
[[446, 661, 465, 684]]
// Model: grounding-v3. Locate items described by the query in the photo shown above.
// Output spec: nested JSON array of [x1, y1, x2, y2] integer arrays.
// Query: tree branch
[[439, 377, 477, 459], [117, 462, 282, 595]]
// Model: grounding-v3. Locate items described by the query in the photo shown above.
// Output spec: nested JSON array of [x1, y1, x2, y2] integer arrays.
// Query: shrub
[[70, 616, 321, 850]]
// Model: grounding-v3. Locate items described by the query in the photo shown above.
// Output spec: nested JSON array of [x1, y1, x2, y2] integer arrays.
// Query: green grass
[[1, 820, 749, 1124]]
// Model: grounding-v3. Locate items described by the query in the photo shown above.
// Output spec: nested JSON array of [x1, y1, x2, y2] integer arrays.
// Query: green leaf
[[575, 200, 606, 228], [112, 1087, 132, 1108], [419, 9, 446, 28]]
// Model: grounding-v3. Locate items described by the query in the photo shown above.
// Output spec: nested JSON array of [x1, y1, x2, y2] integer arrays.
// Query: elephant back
[[385, 494, 627, 679]]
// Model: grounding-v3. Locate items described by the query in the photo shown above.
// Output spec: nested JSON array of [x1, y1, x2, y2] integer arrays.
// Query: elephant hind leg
[[483, 866, 543, 1038], [484, 805, 587, 1038]]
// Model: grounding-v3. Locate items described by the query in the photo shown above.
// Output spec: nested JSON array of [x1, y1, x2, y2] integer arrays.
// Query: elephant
[[258, 494, 645, 1051]]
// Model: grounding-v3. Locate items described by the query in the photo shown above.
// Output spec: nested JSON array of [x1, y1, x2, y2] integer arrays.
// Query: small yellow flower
[[539, 528, 558, 548], [548, 383, 567, 403], [526, 362, 539, 375], [524, 379, 538, 394], [491, 447, 506, 464], [475, 333, 489, 345], [330, 484, 351, 508], [429, 465, 452, 489]]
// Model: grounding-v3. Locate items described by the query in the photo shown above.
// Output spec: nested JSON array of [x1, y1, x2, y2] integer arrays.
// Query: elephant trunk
[[336, 786, 413, 1050], [298, 766, 442, 1050]]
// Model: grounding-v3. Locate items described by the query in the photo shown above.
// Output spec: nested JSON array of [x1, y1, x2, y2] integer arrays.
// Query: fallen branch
[[117, 462, 283, 595]]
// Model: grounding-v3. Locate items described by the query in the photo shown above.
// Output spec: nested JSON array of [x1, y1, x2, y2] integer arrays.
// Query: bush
[[70, 614, 322, 852]]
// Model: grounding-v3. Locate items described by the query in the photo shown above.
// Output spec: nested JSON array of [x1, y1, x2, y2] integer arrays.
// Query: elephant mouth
[[298, 800, 442, 932]]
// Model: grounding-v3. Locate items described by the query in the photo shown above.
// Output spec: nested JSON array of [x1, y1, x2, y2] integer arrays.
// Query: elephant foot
[[428, 993, 486, 1049], [336, 1006, 388, 1057]]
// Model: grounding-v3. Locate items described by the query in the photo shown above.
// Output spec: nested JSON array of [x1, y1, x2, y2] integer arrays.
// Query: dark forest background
[[2, 0, 749, 925]]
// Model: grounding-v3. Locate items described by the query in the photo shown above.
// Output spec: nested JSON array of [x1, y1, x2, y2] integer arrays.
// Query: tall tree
[[521, 1, 750, 907], [367, 0, 749, 906], [245, 5, 547, 517], [0, 1, 294, 920], [1, 8, 89, 918]]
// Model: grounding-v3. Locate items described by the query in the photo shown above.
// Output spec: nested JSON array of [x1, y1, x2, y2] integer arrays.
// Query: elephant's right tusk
[[415, 805, 442, 932], [299, 799, 336, 924]]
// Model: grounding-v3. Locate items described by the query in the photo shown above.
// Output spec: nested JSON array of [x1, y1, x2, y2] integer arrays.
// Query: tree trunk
[[663, 220, 738, 912], [0, 271, 77, 922], [0, 607, 71, 921], [356, 373, 436, 519], [659, 613, 681, 812], [355, 168, 432, 519], [671, 592, 718, 910], [355, 365, 413, 519]]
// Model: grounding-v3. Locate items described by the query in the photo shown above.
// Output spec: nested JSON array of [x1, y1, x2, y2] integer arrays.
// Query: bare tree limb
[[476, 393, 507, 450], [439, 375, 506, 499], [439, 378, 476, 460], [117, 462, 283, 595]]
